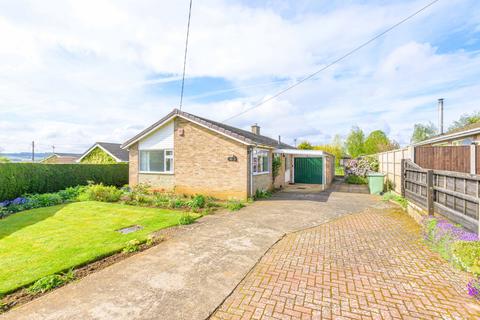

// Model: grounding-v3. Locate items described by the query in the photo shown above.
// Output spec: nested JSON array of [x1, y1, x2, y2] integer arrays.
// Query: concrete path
[[1, 183, 378, 320], [213, 205, 480, 320]]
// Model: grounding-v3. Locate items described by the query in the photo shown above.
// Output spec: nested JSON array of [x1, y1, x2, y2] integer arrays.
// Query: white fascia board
[[274, 149, 325, 156], [122, 114, 256, 149], [414, 128, 480, 146]]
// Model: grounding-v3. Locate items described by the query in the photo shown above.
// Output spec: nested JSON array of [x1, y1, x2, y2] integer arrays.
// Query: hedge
[[0, 163, 129, 201]]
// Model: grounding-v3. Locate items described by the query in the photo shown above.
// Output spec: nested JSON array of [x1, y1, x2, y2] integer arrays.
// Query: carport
[[274, 149, 335, 190]]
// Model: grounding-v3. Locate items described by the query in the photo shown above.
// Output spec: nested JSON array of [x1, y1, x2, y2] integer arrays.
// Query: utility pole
[[31, 141, 35, 163], [52, 145, 55, 154], [294, 138, 297, 148]]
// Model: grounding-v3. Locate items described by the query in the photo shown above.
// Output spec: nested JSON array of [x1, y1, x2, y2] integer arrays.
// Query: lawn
[[0, 201, 192, 295]]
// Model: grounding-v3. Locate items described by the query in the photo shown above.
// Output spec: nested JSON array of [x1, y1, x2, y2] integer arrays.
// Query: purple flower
[[11, 197, 27, 205], [0, 200, 10, 207], [468, 279, 480, 298]]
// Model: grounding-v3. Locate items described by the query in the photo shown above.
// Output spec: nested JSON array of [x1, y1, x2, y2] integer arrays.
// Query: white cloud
[[0, 0, 479, 152]]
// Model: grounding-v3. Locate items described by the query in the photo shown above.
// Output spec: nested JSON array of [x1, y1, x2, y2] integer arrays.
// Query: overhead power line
[[179, 0, 193, 110], [223, 0, 441, 122]]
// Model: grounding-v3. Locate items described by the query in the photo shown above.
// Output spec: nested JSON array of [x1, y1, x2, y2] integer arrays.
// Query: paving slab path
[[1, 183, 378, 320], [212, 206, 480, 320]]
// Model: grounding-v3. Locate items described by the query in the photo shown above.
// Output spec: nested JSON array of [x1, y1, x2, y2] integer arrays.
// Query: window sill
[[253, 172, 270, 176], [139, 171, 174, 175]]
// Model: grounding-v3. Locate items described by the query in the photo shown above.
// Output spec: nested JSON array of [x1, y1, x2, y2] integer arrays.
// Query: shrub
[[57, 186, 86, 201], [189, 195, 206, 209], [27, 193, 64, 207], [168, 198, 188, 209], [27, 269, 75, 294], [0, 163, 128, 201], [344, 156, 378, 177], [226, 200, 245, 211], [122, 239, 141, 253], [254, 189, 272, 200], [77, 184, 123, 202], [452, 241, 480, 275], [345, 175, 367, 185], [179, 213, 195, 225]]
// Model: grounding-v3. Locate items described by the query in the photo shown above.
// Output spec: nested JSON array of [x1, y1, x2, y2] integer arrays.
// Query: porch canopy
[[273, 149, 329, 156]]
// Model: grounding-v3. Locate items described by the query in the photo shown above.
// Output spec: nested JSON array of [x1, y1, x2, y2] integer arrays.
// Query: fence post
[[401, 159, 406, 198], [427, 169, 434, 216], [471, 144, 477, 175]]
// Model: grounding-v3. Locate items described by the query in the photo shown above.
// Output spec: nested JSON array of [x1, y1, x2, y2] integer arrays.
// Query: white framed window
[[253, 149, 269, 174], [139, 149, 174, 173]]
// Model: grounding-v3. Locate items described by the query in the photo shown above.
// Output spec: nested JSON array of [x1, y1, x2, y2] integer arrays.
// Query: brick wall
[[128, 143, 139, 186], [325, 154, 334, 186], [174, 118, 249, 200]]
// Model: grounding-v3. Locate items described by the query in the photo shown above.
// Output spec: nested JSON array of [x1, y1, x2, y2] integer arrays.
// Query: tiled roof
[[121, 108, 294, 149], [80, 142, 129, 162]]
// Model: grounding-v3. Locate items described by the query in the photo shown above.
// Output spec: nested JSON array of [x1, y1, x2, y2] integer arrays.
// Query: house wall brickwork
[[325, 154, 335, 186], [128, 143, 139, 186], [138, 174, 175, 191], [253, 173, 272, 192], [174, 118, 249, 200]]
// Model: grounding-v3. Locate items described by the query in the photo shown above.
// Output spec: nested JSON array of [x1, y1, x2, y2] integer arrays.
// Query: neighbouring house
[[77, 142, 129, 164], [415, 122, 480, 147], [121, 109, 335, 200], [40, 153, 82, 164]]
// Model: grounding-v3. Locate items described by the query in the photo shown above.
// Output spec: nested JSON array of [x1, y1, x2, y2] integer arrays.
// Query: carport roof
[[274, 149, 334, 157]]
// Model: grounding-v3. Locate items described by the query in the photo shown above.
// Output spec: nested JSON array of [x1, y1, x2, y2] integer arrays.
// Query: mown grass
[[0, 201, 197, 294]]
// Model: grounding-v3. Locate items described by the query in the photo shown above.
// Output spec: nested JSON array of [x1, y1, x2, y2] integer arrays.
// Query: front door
[[294, 157, 323, 184]]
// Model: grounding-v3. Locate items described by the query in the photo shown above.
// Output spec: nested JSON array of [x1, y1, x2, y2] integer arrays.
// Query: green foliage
[[80, 147, 117, 164], [272, 155, 282, 181], [297, 141, 313, 150], [313, 144, 343, 166], [0, 157, 10, 163], [345, 175, 367, 185], [0, 202, 189, 294], [254, 189, 272, 199], [27, 269, 75, 294], [382, 192, 408, 209], [411, 122, 437, 143], [77, 184, 123, 202], [122, 239, 141, 253], [225, 200, 245, 211], [384, 179, 395, 193], [0, 163, 128, 201], [449, 111, 480, 132], [335, 166, 344, 176], [364, 130, 398, 154], [189, 195, 206, 209], [178, 213, 195, 225], [345, 126, 365, 158], [452, 241, 480, 275]]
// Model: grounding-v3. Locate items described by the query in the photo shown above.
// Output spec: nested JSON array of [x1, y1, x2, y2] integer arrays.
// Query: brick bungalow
[[121, 109, 334, 200]]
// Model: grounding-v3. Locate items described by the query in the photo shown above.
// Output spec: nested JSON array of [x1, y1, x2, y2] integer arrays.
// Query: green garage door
[[294, 157, 323, 184]]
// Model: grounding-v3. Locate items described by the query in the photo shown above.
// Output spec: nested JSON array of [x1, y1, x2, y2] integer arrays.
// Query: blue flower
[[11, 197, 28, 205], [0, 200, 11, 207]]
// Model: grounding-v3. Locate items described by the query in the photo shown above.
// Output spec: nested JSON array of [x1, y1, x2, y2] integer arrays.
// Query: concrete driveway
[[2, 183, 379, 320]]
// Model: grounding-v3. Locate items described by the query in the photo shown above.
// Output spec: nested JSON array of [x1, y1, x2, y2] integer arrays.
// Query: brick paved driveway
[[212, 206, 480, 320]]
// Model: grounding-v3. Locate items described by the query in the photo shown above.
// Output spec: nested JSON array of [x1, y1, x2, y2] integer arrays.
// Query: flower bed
[[423, 217, 479, 299]]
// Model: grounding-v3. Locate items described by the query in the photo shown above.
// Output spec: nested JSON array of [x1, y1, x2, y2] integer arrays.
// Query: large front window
[[253, 149, 269, 174], [140, 149, 173, 173]]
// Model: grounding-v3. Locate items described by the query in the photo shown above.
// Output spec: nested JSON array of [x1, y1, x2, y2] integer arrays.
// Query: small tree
[[364, 130, 397, 154], [448, 111, 480, 132], [272, 155, 282, 182], [411, 122, 437, 143], [345, 126, 365, 158], [297, 141, 313, 150]]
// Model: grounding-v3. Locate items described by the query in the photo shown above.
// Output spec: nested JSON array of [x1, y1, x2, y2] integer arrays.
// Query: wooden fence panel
[[415, 146, 470, 173], [403, 160, 479, 233], [377, 147, 411, 194]]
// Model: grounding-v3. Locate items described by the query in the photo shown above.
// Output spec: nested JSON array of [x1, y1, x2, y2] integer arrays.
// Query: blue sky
[[0, 0, 479, 152]]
